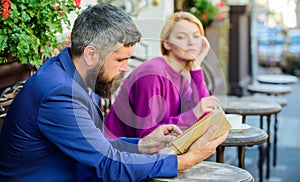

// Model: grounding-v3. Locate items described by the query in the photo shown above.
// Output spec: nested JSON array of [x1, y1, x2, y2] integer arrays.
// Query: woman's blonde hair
[[160, 11, 204, 55]]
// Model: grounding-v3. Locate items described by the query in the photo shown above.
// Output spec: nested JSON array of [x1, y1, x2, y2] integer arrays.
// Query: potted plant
[[189, 0, 226, 27], [0, 0, 80, 67], [0, 0, 80, 93]]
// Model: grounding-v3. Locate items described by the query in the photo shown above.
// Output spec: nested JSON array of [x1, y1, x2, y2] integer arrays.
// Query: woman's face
[[166, 19, 203, 62]]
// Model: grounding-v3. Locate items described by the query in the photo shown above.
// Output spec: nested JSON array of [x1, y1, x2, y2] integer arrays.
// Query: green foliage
[[189, 0, 218, 26], [0, 0, 80, 67]]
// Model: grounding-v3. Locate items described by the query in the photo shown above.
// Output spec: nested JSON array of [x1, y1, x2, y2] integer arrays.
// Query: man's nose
[[120, 64, 130, 72]]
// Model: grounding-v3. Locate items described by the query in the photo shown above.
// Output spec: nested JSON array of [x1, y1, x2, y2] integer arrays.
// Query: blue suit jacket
[[0, 48, 177, 181]]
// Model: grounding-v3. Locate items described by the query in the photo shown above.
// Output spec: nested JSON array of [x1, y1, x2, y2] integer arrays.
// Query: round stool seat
[[222, 126, 268, 147], [152, 161, 253, 182], [257, 74, 298, 85], [247, 84, 292, 96]]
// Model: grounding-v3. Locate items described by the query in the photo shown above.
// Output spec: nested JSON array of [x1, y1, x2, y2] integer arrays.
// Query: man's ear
[[83, 46, 98, 66]]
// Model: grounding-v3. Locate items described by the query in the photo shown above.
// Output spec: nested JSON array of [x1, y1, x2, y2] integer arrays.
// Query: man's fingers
[[203, 125, 218, 139], [210, 131, 229, 146], [195, 125, 217, 149]]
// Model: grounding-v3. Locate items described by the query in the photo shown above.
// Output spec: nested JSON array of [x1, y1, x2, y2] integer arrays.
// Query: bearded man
[[0, 4, 227, 181]]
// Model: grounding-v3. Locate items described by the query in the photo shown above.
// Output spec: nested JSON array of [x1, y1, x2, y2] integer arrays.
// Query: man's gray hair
[[70, 4, 141, 60]]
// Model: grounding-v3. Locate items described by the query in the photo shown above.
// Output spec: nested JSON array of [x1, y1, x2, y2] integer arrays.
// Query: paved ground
[[224, 76, 300, 182]]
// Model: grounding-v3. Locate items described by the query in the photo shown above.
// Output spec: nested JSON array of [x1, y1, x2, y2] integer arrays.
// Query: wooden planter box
[[0, 59, 32, 94], [0, 57, 32, 129]]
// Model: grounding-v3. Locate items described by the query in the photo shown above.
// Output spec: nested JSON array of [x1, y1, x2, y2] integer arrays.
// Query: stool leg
[[216, 146, 225, 163], [259, 144, 264, 182], [238, 146, 245, 169], [242, 115, 246, 124], [273, 113, 278, 167], [238, 116, 246, 169], [260, 116, 263, 129], [266, 115, 271, 179]]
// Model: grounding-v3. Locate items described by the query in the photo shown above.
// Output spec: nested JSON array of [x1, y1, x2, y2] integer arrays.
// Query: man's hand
[[177, 125, 228, 170], [190, 36, 210, 70], [138, 124, 182, 154]]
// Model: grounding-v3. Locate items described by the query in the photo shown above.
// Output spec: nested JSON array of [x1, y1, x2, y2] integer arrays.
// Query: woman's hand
[[190, 36, 210, 70], [138, 124, 182, 154], [193, 96, 220, 118]]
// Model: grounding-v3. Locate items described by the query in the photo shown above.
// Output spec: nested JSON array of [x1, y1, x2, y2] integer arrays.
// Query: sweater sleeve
[[190, 69, 210, 100], [105, 73, 204, 138]]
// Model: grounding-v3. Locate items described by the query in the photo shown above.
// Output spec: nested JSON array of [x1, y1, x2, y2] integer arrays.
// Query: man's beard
[[86, 65, 126, 98]]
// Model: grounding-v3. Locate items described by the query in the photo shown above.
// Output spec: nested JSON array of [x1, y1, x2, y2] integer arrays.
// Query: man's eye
[[116, 58, 127, 62]]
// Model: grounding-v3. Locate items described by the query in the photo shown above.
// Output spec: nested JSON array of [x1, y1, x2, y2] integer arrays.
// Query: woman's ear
[[163, 41, 171, 51], [83, 46, 98, 66]]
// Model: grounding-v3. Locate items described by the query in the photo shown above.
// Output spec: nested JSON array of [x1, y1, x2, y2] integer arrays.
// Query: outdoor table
[[257, 74, 298, 85], [220, 98, 281, 179], [217, 126, 268, 182], [150, 161, 253, 182], [240, 95, 287, 107], [247, 84, 292, 96]]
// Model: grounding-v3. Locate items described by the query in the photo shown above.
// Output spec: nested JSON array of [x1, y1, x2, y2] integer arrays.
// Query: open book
[[160, 106, 231, 155]]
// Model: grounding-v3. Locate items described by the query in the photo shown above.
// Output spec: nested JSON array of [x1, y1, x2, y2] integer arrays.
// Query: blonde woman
[[104, 11, 220, 139]]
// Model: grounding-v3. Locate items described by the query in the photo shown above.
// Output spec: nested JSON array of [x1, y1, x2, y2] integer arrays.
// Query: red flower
[[3, 8, 11, 18], [217, 1, 226, 7], [74, 0, 81, 8], [201, 13, 208, 20], [1, 0, 12, 19], [216, 13, 223, 20], [61, 6, 66, 16]]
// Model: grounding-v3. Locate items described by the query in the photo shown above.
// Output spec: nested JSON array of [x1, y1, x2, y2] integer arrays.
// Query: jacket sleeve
[[109, 137, 140, 153], [37, 85, 178, 181]]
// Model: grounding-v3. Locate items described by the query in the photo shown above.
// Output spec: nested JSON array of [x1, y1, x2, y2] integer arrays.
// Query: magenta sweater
[[104, 57, 209, 139]]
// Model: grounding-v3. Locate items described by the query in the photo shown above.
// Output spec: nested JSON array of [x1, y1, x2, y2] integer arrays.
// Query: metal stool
[[220, 98, 281, 180], [238, 95, 287, 167], [217, 126, 268, 182]]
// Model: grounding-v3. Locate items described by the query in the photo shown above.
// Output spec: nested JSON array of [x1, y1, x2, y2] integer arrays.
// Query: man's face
[[86, 45, 134, 98]]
